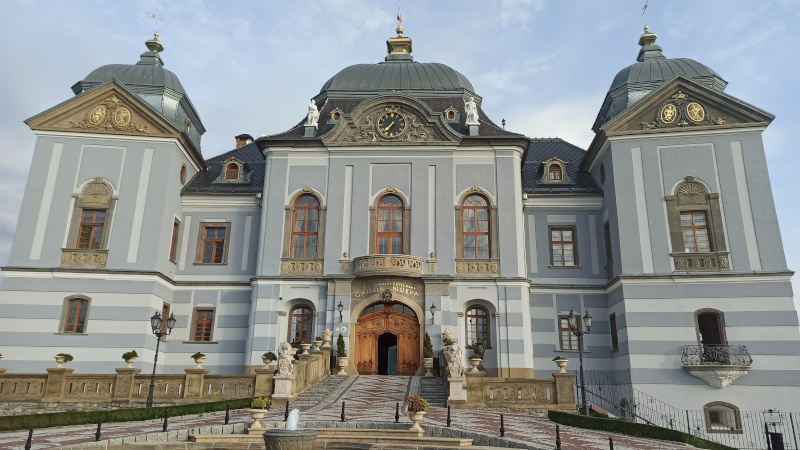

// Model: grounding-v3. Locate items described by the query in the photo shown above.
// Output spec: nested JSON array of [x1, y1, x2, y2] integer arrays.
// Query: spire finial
[[145, 32, 164, 53]]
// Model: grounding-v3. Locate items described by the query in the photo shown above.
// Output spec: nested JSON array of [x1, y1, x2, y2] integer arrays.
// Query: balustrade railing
[[681, 345, 753, 366], [353, 254, 423, 276]]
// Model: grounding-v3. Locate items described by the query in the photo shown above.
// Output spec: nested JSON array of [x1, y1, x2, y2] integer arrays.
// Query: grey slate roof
[[182, 142, 265, 194], [72, 52, 186, 96], [319, 62, 474, 96], [522, 138, 601, 195]]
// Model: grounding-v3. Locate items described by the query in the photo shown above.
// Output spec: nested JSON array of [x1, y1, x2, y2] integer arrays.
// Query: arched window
[[180, 165, 187, 184], [695, 309, 728, 364], [225, 163, 239, 181], [548, 164, 563, 181], [64, 298, 89, 334], [466, 306, 490, 348], [291, 195, 320, 258], [376, 195, 403, 254], [289, 305, 313, 343], [703, 401, 743, 434], [462, 194, 490, 259]]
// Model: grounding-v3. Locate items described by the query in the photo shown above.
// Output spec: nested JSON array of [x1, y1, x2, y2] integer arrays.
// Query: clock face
[[378, 112, 406, 138]]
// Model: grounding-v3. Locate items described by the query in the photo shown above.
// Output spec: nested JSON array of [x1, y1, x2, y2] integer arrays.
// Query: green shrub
[[406, 396, 428, 413], [56, 353, 73, 363], [423, 332, 433, 358], [121, 350, 138, 361], [0, 398, 251, 432], [190, 352, 205, 360], [250, 396, 271, 410], [261, 351, 277, 361], [337, 333, 346, 357], [547, 410, 735, 450]]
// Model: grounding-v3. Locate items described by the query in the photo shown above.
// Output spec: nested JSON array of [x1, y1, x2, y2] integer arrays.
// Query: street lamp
[[429, 303, 437, 324], [567, 308, 592, 415], [146, 310, 176, 408], [337, 300, 344, 323]]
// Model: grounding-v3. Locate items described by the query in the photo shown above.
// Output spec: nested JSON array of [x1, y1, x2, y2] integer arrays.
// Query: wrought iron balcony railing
[[680, 345, 752, 367]]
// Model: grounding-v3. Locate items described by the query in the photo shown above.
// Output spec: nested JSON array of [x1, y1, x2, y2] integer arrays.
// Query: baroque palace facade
[[2, 25, 800, 425]]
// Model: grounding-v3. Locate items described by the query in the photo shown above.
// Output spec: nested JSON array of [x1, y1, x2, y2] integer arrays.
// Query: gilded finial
[[644, 25, 649, 33], [396, 25, 404, 36], [154, 32, 159, 39]]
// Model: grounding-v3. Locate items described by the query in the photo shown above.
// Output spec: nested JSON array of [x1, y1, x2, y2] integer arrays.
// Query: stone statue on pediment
[[464, 96, 479, 126], [306, 99, 320, 129]]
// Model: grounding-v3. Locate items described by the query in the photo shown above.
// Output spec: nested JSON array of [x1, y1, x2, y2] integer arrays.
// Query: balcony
[[681, 345, 752, 389], [353, 254, 423, 277]]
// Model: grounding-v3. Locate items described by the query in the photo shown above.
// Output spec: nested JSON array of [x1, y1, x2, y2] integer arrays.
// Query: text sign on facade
[[764, 411, 781, 424]]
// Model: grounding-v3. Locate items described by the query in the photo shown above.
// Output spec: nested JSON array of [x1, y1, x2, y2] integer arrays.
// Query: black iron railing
[[681, 345, 753, 366]]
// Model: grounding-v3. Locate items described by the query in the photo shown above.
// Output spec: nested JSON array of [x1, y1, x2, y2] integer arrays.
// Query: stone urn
[[249, 409, 267, 428], [263, 428, 317, 450], [313, 340, 323, 351], [193, 356, 206, 369], [54, 355, 66, 368], [337, 357, 348, 375], [423, 357, 434, 377], [553, 358, 569, 374], [125, 357, 137, 369], [468, 358, 481, 373], [408, 411, 426, 431], [322, 330, 332, 348], [262, 357, 276, 368], [300, 343, 312, 355]]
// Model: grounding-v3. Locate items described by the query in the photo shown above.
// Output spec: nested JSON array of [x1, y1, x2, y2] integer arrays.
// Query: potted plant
[[55, 353, 73, 368], [422, 332, 434, 376], [261, 351, 277, 367], [468, 353, 482, 373], [122, 350, 138, 368], [249, 396, 272, 428], [313, 336, 323, 351], [552, 355, 569, 373], [336, 333, 348, 375], [191, 352, 206, 369], [406, 396, 429, 431]]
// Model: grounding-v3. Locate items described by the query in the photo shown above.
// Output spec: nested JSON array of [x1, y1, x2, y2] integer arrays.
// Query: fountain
[[263, 408, 317, 450]]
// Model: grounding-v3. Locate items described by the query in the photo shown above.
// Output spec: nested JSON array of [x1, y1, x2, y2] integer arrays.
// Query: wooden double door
[[355, 302, 420, 375]]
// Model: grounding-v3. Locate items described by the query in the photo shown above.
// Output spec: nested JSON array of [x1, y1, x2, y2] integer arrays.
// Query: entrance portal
[[378, 333, 398, 375], [355, 301, 420, 375]]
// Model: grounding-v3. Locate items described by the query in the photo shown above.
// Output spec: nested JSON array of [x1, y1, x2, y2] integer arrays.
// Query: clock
[[377, 111, 406, 138]]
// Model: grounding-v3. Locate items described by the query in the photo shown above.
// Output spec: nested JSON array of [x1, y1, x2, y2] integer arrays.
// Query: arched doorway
[[355, 299, 420, 375]]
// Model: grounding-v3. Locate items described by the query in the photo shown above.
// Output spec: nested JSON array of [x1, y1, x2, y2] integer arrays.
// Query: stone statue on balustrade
[[306, 99, 320, 129], [447, 342, 465, 378], [464, 96, 479, 126], [278, 341, 294, 376]]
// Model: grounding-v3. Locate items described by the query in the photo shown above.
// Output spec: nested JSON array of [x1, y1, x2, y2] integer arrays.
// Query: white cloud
[[498, 0, 546, 27]]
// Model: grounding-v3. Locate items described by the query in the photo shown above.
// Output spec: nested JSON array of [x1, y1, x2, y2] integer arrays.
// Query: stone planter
[[125, 357, 137, 369], [300, 343, 312, 355], [262, 357, 276, 368], [423, 357, 433, 376], [263, 428, 317, 450], [469, 358, 481, 373], [193, 356, 206, 369], [313, 340, 323, 351], [54, 355, 66, 368], [554, 358, 568, 374], [337, 357, 348, 375], [249, 409, 267, 428], [408, 411, 426, 431]]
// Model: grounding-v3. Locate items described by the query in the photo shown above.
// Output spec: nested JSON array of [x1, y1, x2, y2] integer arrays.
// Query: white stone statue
[[464, 96, 479, 126], [323, 328, 333, 346], [306, 99, 320, 129], [278, 341, 294, 376], [447, 343, 465, 378]]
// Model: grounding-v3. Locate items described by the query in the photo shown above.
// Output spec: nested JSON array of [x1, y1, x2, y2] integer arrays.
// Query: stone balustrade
[[463, 371, 577, 410], [353, 254, 423, 277]]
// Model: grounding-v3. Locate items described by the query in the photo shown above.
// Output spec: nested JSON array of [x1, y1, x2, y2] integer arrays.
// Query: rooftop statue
[[306, 99, 320, 129], [464, 96, 479, 126]]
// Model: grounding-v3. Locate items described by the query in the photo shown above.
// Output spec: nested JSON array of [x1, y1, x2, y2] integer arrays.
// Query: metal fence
[[578, 366, 800, 449]]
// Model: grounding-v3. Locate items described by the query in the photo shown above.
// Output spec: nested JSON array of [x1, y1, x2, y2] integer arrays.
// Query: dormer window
[[549, 164, 563, 181], [443, 106, 459, 122], [225, 163, 239, 181], [330, 108, 343, 122]]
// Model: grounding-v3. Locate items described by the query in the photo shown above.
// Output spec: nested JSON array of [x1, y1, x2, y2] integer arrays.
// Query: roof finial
[[145, 32, 164, 53], [386, 0, 412, 62]]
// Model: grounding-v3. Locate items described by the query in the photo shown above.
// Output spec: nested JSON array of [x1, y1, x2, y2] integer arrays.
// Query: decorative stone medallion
[[642, 91, 725, 130], [70, 95, 148, 133]]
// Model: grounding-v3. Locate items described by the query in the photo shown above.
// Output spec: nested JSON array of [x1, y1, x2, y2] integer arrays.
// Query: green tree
[[423, 332, 433, 358], [337, 333, 347, 357]]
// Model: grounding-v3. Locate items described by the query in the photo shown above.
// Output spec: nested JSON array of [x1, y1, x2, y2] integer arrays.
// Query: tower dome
[[593, 27, 727, 132]]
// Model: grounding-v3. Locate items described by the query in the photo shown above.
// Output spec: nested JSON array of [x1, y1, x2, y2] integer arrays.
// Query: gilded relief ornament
[[641, 91, 721, 130], [660, 104, 677, 124], [71, 95, 148, 133], [344, 105, 435, 143], [687, 102, 705, 122]]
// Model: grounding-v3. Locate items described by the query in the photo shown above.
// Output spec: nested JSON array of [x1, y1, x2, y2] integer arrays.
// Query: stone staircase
[[291, 374, 355, 407], [420, 376, 448, 408]]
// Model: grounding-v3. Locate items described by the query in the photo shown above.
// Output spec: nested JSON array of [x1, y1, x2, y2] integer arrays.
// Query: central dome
[[319, 61, 474, 95]]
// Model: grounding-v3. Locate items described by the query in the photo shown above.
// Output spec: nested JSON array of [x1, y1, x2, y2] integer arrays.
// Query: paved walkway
[[0, 375, 700, 449]]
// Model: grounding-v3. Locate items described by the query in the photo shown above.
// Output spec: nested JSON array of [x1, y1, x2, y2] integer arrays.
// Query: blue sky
[[1, 0, 799, 307]]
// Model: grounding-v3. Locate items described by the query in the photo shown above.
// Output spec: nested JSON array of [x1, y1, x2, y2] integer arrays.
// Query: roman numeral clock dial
[[378, 112, 406, 138]]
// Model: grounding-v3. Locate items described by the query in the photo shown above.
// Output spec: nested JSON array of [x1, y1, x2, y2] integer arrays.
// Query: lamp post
[[567, 308, 592, 415], [337, 300, 344, 323], [146, 310, 176, 408], [429, 303, 436, 324]]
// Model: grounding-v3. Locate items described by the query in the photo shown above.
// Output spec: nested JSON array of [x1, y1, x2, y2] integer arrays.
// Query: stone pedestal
[[183, 368, 210, 399], [552, 372, 578, 410], [465, 371, 485, 407], [468, 124, 479, 136], [272, 373, 295, 403], [304, 125, 317, 137], [113, 367, 142, 400], [254, 367, 276, 397], [447, 376, 467, 408], [263, 428, 317, 450], [42, 367, 74, 402]]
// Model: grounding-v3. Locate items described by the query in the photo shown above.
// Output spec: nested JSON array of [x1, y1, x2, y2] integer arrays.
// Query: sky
[[1, 0, 799, 309]]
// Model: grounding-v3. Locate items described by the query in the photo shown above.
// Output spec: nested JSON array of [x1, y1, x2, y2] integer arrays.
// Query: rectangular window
[[681, 211, 711, 253], [550, 226, 577, 266], [195, 222, 231, 265], [64, 298, 89, 334], [160, 303, 171, 341], [192, 308, 214, 342], [558, 316, 580, 350], [609, 313, 619, 351], [77, 210, 106, 249], [169, 220, 180, 263]]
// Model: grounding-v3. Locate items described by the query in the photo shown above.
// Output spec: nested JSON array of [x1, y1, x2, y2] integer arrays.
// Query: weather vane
[[641, 0, 649, 27], [146, 11, 164, 35], [397, 0, 402, 25]]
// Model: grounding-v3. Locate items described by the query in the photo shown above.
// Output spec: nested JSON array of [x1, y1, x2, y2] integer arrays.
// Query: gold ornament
[[660, 104, 677, 124], [686, 102, 705, 122]]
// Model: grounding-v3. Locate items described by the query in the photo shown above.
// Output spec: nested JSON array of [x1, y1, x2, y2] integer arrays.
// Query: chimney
[[235, 134, 254, 148]]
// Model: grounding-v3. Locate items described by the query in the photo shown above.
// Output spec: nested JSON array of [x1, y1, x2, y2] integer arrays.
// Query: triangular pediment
[[26, 82, 179, 138], [322, 95, 462, 146], [603, 76, 774, 137]]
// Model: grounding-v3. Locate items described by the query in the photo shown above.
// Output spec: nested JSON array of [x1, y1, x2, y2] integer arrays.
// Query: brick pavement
[[0, 375, 701, 449]]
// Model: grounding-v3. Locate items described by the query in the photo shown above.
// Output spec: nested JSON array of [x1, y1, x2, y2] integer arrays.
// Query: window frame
[[58, 295, 92, 335], [461, 194, 491, 259], [190, 307, 216, 342], [465, 305, 492, 349], [558, 315, 580, 351], [76, 209, 107, 250], [194, 222, 232, 265], [169, 219, 181, 263], [288, 305, 314, 344], [281, 188, 327, 267], [548, 225, 580, 268], [224, 163, 240, 181], [703, 401, 743, 434], [548, 164, 563, 181], [454, 188, 499, 261], [680, 211, 712, 253], [665, 177, 728, 268], [290, 194, 320, 259], [375, 193, 405, 255], [609, 313, 619, 351]]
